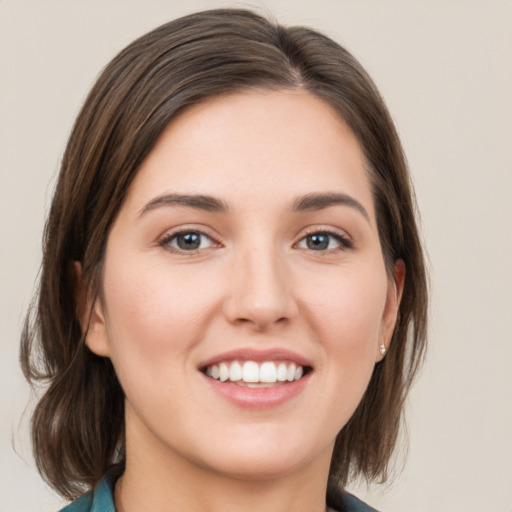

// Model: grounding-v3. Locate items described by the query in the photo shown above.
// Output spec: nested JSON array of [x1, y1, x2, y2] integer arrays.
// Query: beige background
[[1, 0, 511, 511]]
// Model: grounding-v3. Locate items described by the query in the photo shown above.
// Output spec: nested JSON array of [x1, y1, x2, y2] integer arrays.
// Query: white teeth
[[242, 361, 260, 383], [219, 362, 229, 382], [204, 360, 307, 384], [229, 361, 242, 381], [287, 362, 296, 382], [277, 362, 288, 382], [259, 362, 277, 383]]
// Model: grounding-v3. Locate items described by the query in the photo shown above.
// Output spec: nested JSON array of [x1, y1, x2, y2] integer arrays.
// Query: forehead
[[123, 89, 375, 221]]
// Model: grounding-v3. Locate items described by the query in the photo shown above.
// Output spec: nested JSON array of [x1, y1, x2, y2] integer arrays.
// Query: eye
[[161, 230, 216, 252], [296, 231, 352, 251]]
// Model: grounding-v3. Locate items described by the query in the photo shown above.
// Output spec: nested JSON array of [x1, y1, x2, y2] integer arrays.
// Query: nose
[[222, 244, 298, 331]]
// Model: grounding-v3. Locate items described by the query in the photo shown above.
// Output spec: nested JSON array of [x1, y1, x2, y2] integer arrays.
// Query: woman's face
[[85, 90, 402, 481]]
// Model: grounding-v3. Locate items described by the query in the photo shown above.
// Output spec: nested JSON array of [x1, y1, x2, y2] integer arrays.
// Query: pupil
[[177, 232, 201, 250], [308, 233, 329, 250]]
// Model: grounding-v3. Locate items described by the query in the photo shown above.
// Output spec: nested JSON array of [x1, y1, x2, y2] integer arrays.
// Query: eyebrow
[[139, 191, 370, 222], [291, 192, 370, 222], [139, 193, 229, 216]]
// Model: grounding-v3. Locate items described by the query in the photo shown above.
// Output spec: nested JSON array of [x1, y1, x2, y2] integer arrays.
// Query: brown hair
[[20, 8, 428, 502]]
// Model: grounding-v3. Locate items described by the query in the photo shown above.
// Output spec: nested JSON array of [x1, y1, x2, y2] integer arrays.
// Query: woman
[[20, 8, 428, 512]]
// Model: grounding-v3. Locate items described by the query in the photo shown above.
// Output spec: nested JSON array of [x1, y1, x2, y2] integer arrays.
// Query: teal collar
[[59, 473, 116, 512]]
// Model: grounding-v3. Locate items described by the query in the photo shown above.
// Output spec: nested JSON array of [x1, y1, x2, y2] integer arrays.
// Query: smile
[[199, 349, 313, 407], [204, 360, 306, 386]]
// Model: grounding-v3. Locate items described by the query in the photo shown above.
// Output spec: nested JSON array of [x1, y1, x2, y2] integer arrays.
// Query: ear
[[376, 259, 406, 362], [73, 261, 111, 357]]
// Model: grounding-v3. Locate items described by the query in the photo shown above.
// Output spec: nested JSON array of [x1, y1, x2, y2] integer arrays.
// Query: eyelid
[[157, 226, 223, 253], [155, 224, 353, 254], [294, 226, 354, 251]]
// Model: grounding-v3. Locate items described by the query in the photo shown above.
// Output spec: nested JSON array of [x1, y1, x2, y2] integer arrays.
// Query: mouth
[[198, 349, 313, 407], [202, 360, 312, 388]]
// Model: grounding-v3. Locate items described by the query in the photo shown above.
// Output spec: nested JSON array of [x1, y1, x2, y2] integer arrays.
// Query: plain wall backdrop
[[1, 1, 511, 511]]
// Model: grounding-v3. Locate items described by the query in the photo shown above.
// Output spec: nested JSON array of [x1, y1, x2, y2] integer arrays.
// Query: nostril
[[233, 316, 290, 332]]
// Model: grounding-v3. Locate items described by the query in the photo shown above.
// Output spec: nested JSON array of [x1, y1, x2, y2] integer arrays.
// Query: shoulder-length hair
[[20, 8, 428, 501]]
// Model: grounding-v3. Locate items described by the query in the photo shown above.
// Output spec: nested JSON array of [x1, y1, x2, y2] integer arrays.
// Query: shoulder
[[328, 489, 381, 512], [58, 492, 93, 512], [58, 474, 116, 512], [342, 492, 381, 512]]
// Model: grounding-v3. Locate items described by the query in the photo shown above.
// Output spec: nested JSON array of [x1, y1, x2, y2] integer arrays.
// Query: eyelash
[[159, 229, 219, 254], [158, 228, 353, 254], [296, 229, 354, 252]]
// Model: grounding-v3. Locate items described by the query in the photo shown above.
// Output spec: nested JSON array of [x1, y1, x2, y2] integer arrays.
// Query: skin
[[82, 89, 404, 512]]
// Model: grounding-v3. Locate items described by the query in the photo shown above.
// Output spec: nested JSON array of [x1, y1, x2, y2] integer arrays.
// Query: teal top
[[59, 475, 115, 512], [59, 473, 379, 512]]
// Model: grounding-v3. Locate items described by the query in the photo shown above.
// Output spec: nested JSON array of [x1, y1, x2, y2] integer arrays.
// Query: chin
[[204, 451, 311, 482], [190, 429, 332, 482]]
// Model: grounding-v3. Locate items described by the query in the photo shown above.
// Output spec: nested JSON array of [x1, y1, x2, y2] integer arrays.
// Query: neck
[[116, 468, 330, 512]]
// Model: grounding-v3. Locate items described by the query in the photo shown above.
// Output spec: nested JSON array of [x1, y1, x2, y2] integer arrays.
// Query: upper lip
[[198, 348, 313, 370]]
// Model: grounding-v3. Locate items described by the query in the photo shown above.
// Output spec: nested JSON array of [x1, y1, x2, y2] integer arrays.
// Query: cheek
[[100, 255, 222, 380], [304, 265, 388, 348], [299, 263, 388, 405]]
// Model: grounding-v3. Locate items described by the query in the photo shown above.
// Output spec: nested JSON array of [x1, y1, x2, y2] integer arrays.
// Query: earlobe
[[376, 259, 406, 362], [72, 261, 111, 357]]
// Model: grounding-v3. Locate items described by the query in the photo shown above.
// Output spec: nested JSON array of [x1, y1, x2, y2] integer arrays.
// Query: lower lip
[[202, 373, 311, 408]]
